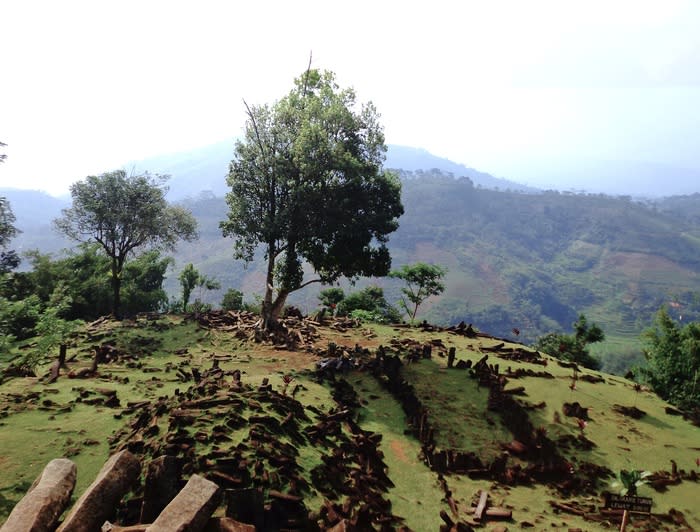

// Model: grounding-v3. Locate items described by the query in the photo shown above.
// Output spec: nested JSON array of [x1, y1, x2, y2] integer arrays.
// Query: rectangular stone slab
[[1, 458, 76, 532], [57, 450, 141, 532], [146, 475, 221, 532]]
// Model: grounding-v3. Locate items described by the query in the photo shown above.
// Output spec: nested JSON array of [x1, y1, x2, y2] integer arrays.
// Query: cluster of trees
[[534, 314, 605, 370], [638, 308, 700, 411]]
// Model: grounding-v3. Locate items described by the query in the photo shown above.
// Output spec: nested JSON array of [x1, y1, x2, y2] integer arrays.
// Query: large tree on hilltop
[[220, 68, 404, 329], [54, 170, 197, 317]]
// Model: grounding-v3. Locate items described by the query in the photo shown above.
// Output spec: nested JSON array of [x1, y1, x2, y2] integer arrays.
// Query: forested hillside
[[145, 170, 700, 373], [4, 170, 700, 374]]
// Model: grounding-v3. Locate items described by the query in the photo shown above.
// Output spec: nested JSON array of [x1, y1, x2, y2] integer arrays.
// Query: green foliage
[[120, 251, 172, 315], [534, 314, 604, 369], [337, 286, 400, 323], [389, 262, 446, 322], [178, 263, 220, 312], [349, 309, 390, 324], [639, 307, 700, 410], [54, 170, 197, 317], [220, 68, 403, 326], [33, 284, 83, 360], [11, 245, 170, 321], [0, 197, 18, 250], [0, 294, 41, 341], [221, 288, 244, 312], [318, 287, 345, 311], [178, 263, 199, 312], [611, 469, 652, 496], [0, 197, 20, 274]]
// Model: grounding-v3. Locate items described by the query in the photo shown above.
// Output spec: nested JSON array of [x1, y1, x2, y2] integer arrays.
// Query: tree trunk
[[262, 246, 277, 330], [111, 258, 122, 319], [268, 290, 289, 327], [47, 345, 68, 384]]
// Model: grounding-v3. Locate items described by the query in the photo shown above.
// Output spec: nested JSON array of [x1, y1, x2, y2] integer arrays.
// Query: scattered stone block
[[140, 456, 180, 523], [146, 474, 221, 532], [1, 458, 76, 532], [57, 450, 141, 532]]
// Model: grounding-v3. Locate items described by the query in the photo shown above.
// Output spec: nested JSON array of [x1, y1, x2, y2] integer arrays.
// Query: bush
[[221, 288, 244, 311], [338, 286, 401, 323], [533, 314, 604, 370]]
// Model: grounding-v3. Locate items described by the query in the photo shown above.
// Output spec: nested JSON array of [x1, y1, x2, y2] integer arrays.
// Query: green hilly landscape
[[153, 167, 700, 375], [1, 312, 698, 530], [4, 155, 700, 376]]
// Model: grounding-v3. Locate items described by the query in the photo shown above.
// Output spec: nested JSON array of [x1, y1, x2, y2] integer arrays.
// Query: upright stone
[[447, 347, 456, 368], [1, 458, 76, 532], [57, 450, 141, 532], [146, 475, 221, 532], [140, 456, 180, 523]]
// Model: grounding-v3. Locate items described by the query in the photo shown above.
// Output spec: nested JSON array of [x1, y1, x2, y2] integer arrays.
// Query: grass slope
[[0, 314, 698, 530]]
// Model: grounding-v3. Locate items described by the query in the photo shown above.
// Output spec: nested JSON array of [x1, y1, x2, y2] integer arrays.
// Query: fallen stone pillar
[[146, 474, 221, 532], [57, 450, 141, 532], [1, 458, 77, 532]]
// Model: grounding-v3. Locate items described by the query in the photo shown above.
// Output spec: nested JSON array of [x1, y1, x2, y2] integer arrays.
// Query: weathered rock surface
[[145, 474, 221, 532], [1, 458, 76, 532], [57, 450, 141, 532]]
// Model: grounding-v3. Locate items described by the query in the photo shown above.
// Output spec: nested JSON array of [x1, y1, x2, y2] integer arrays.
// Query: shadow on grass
[[639, 414, 674, 430], [0, 480, 32, 519]]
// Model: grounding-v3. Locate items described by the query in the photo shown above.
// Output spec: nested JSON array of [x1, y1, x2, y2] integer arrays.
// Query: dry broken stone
[[1, 458, 77, 532]]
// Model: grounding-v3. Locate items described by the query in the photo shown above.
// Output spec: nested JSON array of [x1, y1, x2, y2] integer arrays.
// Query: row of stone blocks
[[0, 450, 244, 532]]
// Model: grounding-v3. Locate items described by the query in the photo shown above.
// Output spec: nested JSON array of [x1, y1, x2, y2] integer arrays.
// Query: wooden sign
[[605, 493, 653, 513]]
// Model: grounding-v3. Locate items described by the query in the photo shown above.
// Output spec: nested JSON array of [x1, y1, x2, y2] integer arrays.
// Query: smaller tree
[[534, 314, 604, 370], [34, 284, 84, 382], [390, 263, 447, 323], [178, 263, 220, 312], [337, 285, 400, 323], [318, 287, 345, 314], [221, 288, 244, 312], [54, 170, 197, 318], [179, 264, 199, 312]]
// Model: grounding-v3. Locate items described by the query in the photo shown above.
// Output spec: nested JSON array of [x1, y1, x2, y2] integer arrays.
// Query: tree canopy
[[0, 197, 20, 273], [178, 263, 220, 312], [220, 68, 403, 328], [54, 170, 197, 317], [639, 307, 699, 410], [534, 314, 604, 370], [390, 262, 447, 322]]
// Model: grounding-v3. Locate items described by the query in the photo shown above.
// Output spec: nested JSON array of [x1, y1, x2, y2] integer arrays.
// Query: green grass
[[348, 373, 445, 531], [1, 316, 699, 530]]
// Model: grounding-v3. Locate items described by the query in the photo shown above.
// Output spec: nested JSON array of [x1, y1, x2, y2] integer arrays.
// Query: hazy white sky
[[2, 0, 700, 195]]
